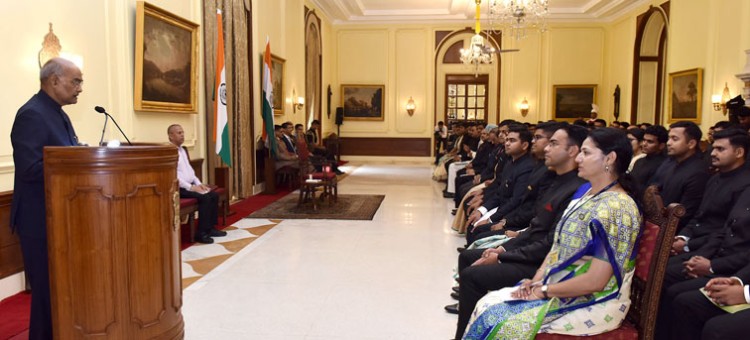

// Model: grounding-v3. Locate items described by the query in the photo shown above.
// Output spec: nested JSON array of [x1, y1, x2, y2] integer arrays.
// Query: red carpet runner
[[0, 190, 290, 339]]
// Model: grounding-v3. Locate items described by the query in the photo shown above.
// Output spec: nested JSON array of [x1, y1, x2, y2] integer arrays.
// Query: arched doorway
[[433, 29, 502, 130], [631, 3, 670, 125]]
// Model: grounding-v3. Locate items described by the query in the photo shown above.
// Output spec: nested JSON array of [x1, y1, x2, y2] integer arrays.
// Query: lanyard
[[556, 180, 618, 245]]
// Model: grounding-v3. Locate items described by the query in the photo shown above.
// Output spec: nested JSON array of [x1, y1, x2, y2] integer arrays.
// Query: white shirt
[[176, 145, 201, 190], [435, 125, 448, 138]]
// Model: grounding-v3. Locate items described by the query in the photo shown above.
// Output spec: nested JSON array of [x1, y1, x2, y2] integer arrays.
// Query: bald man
[[10, 57, 83, 339]]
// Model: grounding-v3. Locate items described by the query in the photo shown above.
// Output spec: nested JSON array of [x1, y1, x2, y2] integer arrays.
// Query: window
[[445, 74, 488, 125]]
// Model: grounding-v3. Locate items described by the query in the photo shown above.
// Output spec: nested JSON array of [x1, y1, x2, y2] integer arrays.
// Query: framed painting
[[341, 84, 385, 121], [271, 54, 285, 115], [134, 1, 199, 113], [553, 85, 597, 121], [668, 68, 703, 123]]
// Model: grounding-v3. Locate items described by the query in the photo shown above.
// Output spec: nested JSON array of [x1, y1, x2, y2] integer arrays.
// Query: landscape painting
[[668, 68, 703, 123], [134, 1, 198, 113], [341, 84, 385, 121]]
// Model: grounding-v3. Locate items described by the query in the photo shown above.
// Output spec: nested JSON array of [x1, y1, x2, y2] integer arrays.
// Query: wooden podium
[[44, 146, 184, 339]]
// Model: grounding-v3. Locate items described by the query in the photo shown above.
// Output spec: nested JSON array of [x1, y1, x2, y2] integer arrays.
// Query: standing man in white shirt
[[168, 124, 226, 244]]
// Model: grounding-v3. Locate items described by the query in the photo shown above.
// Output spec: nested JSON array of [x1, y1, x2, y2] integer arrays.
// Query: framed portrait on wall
[[553, 85, 597, 120], [667, 68, 703, 123], [134, 1, 199, 113], [340, 84, 385, 121]]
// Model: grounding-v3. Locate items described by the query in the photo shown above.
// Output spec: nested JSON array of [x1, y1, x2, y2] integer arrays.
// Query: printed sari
[[463, 188, 641, 339]]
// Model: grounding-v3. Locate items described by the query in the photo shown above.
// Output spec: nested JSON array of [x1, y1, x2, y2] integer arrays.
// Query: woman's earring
[[605, 165, 610, 173]]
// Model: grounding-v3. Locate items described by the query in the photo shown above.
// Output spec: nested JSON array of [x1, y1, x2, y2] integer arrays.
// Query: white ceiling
[[308, 0, 654, 24]]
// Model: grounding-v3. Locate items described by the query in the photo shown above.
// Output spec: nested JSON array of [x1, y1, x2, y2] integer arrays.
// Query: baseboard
[[0, 271, 25, 301]]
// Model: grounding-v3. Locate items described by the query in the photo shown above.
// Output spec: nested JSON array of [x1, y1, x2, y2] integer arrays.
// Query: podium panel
[[44, 146, 183, 339]]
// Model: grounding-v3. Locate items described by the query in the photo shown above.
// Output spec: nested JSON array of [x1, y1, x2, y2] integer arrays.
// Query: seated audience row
[[437, 109, 750, 339]]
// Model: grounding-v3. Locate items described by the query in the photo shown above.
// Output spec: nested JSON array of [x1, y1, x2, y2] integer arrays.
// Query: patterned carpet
[[246, 194, 385, 220], [181, 218, 280, 289]]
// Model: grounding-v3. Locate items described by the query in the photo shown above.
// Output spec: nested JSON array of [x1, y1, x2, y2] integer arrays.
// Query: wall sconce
[[405, 96, 416, 116], [518, 97, 529, 116], [711, 82, 731, 115], [292, 89, 305, 114]]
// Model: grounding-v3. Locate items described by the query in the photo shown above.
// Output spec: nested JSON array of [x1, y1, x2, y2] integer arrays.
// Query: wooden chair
[[297, 157, 337, 209], [179, 198, 199, 242], [536, 186, 685, 340]]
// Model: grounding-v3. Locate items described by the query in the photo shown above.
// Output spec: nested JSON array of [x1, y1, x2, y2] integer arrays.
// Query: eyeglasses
[[532, 135, 548, 142]]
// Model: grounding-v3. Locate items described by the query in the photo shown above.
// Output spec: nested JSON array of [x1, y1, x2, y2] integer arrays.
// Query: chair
[[179, 198, 199, 242], [297, 158, 338, 209], [536, 185, 685, 340]]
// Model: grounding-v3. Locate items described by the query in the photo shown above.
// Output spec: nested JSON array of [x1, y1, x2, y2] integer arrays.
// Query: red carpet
[[0, 291, 30, 339], [0, 190, 290, 339]]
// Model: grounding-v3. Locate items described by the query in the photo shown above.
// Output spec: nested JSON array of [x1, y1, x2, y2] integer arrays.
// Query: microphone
[[95, 106, 132, 146]]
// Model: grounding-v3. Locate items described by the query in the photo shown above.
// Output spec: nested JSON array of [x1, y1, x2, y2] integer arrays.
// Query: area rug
[[247, 194, 385, 220]]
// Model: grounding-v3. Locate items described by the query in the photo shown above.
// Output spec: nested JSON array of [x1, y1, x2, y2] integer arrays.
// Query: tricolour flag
[[262, 37, 277, 155], [214, 9, 231, 166]]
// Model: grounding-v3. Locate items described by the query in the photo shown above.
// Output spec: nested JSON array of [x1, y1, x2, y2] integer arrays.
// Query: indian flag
[[262, 37, 276, 154], [214, 9, 231, 166]]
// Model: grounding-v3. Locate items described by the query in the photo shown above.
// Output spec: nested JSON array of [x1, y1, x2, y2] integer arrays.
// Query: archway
[[631, 3, 669, 125]]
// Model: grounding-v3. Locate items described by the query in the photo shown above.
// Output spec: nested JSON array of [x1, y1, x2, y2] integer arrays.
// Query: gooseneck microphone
[[94, 106, 132, 146]]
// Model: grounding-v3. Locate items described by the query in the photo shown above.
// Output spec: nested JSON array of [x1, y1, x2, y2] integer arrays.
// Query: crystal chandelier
[[460, 0, 496, 77], [488, 0, 549, 40]]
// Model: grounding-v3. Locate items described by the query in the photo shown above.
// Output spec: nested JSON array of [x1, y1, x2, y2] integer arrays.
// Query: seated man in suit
[[629, 124, 667, 188], [650, 121, 710, 230], [464, 124, 535, 243], [671, 258, 750, 340], [305, 120, 343, 174], [168, 124, 226, 244], [273, 124, 300, 169]]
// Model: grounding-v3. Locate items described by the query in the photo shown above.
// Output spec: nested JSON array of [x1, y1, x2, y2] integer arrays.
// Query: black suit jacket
[[10, 90, 78, 238], [691, 187, 750, 275]]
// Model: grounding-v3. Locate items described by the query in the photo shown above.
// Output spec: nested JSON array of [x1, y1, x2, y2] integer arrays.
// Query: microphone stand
[[107, 113, 132, 146], [99, 114, 109, 146]]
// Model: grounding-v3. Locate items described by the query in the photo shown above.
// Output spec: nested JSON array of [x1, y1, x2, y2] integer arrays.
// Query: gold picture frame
[[667, 68, 703, 123], [552, 84, 598, 121], [271, 54, 285, 115], [134, 1, 199, 113], [341, 84, 385, 121]]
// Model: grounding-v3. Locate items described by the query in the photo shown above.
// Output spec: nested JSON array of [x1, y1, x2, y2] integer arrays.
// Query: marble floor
[[182, 162, 464, 339]]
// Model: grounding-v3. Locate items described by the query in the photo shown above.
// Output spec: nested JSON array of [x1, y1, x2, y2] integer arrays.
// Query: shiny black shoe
[[451, 292, 459, 300], [451, 208, 457, 215], [443, 192, 455, 198], [194, 235, 214, 244], [456, 246, 466, 253], [452, 286, 460, 294], [444, 303, 459, 314], [210, 228, 227, 237]]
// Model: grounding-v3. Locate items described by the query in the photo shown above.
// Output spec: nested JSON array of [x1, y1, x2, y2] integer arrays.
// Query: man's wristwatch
[[541, 285, 549, 299]]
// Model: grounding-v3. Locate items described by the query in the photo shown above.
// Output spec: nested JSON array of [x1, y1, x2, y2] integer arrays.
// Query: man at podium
[[10, 57, 83, 340], [168, 124, 226, 244]]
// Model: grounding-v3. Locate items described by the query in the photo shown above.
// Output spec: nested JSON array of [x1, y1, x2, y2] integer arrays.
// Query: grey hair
[[39, 58, 70, 82]]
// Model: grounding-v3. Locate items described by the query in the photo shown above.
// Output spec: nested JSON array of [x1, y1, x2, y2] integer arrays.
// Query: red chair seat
[[180, 198, 198, 208], [536, 320, 638, 340], [311, 172, 336, 180]]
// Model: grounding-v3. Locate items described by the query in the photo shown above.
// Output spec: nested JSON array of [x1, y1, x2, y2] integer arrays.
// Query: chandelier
[[488, 0, 549, 40], [460, 0, 496, 77]]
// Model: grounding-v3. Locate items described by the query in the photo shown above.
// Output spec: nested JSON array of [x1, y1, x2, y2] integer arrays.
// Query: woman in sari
[[462, 128, 642, 339]]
